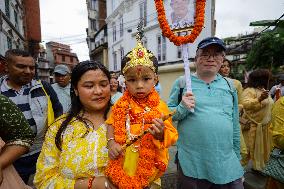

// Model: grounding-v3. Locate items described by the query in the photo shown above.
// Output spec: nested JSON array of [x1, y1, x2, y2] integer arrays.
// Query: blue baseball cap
[[197, 37, 226, 51]]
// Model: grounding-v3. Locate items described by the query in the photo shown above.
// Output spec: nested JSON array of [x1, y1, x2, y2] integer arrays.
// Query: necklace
[[105, 89, 161, 189]]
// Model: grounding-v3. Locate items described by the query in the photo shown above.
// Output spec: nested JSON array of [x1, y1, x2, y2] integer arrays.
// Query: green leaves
[[246, 31, 284, 73]]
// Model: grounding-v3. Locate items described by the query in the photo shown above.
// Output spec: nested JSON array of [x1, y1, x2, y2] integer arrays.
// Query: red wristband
[[87, 177, 95, 189]]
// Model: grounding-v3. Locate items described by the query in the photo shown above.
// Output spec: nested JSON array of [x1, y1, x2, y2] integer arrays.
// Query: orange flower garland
[[155, 0, 206, 46], [105, 89, 163, 189]]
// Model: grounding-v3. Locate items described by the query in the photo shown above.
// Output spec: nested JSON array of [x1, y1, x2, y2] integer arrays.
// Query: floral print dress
[[34, 116, 108, 189]]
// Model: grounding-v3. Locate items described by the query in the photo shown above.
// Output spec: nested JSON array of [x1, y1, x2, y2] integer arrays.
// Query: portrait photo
[[168, 0, 196, 30]]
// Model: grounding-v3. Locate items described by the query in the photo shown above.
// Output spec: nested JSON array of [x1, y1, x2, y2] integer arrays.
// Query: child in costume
[[105, 33, 178, 189]]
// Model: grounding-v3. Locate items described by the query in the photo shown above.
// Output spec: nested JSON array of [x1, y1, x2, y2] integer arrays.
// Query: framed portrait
[[167, 0, 196, 32]]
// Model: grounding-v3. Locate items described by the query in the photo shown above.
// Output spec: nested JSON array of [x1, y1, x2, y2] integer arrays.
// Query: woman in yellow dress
[[265, 97, 284, 189], [219, 59, 247, 163], [240, 69, 273, 171], [34, 61, 116, 189]]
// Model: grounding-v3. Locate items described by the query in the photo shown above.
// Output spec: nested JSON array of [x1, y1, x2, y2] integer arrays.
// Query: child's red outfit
[[105, 89, 178, 189]]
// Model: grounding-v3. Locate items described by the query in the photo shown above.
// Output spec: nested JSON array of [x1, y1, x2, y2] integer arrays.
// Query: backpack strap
[[223, 77, 236, 104]]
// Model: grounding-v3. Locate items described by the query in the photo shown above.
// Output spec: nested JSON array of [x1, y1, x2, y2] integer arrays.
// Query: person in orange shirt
[[105, 33, 178, 189]]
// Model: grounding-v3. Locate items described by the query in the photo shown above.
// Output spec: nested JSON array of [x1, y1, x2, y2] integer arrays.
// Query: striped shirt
[[0, 77, 37, 134]]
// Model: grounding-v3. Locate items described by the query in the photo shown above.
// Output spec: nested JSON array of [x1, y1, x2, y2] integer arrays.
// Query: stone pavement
[[161, 146, 268, 189]]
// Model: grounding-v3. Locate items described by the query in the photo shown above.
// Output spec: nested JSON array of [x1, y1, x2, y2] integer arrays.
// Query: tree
[[246, 31, 284, 72]]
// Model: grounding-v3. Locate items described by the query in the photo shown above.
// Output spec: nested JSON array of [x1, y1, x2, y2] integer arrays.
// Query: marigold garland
[[105, 89, 163, 189], [154, 0, 206, 46]]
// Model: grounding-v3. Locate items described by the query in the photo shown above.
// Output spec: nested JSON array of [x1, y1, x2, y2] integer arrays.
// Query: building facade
[[0, 0, 25, 56], [224, 32, 259, 83], [37, 45, 50, 82], [0, 0, 41, 57], [86, 0, 108, 66], [22, 0, 41, 57], [106, 0, 215, 72], [46, 41, 79, 70]]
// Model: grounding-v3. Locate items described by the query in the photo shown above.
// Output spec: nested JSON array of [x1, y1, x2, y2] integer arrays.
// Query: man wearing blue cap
[[168, 37, 244, 189], [52, 64, 71, 113]]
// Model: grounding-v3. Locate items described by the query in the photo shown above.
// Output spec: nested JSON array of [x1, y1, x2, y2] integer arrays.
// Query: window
[[119, 16, 123, 37], [139, 1, 147, 27], [157, 35, 166, 62], [90, 19, 97, 31], [162, 36, 166, 61], [233, 55, 240, 61], [90, 0, 96, 10], [70, 57, 73, 63], [112, 0, 115, 11], [177, 32, 182, 58], [14, 10, 18, 30], [62, 55, 65, 62], [7, 36, 12, 49], [112, 22, 116, 42], [5, 0, 10, 18], [113, 52, 117, 70], [120, 47, 124, 61], [177, 46, 182, 58]]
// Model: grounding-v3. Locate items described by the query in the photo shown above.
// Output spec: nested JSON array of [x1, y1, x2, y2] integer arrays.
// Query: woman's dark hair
[[55, 60, 111, 150], [223, 58, 232, 68], [110, 77, 122, 93], [121, 50, 158, 74], [247, 69, 271, 89]]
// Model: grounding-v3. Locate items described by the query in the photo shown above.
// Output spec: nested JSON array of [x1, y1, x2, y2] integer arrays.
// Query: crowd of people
[[0, 35, 283, 189]]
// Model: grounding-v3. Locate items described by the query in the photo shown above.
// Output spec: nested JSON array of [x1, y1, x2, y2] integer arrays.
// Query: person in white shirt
[[269, 74, 284, 101]]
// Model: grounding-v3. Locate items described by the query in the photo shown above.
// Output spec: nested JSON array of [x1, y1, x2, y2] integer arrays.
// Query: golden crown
[[122, 32, 155, 74]]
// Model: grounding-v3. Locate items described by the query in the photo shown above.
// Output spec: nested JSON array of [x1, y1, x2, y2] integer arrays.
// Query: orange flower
[[105, 89, 164, 188], [154, 0, 206, 46]]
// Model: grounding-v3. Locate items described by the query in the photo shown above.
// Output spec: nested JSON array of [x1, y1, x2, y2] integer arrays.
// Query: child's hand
[[108, 140, 123, 160], [148, 118, 164, 141]]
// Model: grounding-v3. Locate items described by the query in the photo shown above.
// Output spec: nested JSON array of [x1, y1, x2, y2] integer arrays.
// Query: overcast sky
[[40, 0, 284, 61]]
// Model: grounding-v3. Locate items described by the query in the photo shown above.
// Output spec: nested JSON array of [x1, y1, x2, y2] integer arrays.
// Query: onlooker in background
[[219, 58, 247, 162], [265, 96, 284, 189], [168, 37, 244, 189], [117, 73, 126, 93], [240, 69, 273, 171], [219, 58, 243, 102], [52, 64, 71, 113], [0, 94, 34, 188], [34, 61, 115, 189], [269, 74, 284, 101], [110, 77, 122, 104], [0, 49, 63, 183]]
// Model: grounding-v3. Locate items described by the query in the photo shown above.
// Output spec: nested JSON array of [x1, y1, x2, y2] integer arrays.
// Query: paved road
[[161, 146, 268, 189]]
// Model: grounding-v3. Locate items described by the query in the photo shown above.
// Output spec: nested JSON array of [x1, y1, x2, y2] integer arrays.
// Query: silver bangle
[[104, 180, 109, 188], [107, 138, 115, 143]]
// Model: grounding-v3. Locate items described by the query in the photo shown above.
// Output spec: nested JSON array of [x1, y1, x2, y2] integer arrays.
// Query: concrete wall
[[158, 63, 196, 101]]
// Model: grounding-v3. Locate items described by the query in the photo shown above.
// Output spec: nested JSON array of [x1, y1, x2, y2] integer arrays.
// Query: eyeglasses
[[199, 52, 224, 60]]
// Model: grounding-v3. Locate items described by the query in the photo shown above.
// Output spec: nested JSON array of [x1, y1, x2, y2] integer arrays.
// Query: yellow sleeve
[[34, 117, 76, 189], [233, 79, 243, 103], [105, 109, 114, 125], [152, 100, 178, 149], [241, 88, 263, 111], [271, 97, 284, 149]]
